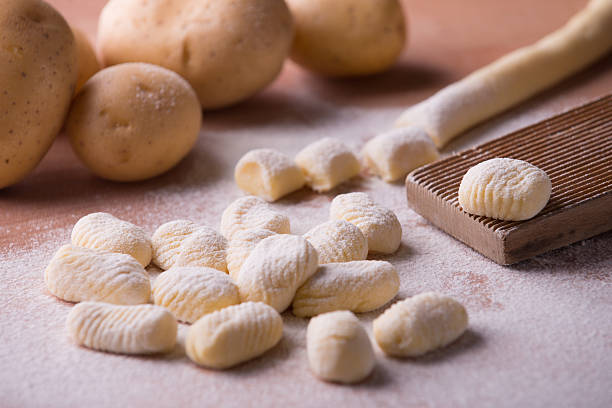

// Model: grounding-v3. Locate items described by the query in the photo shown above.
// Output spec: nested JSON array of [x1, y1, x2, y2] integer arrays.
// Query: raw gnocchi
[[151, 220, 200, 270], [174, 227, 228, 272], [303, 220, 368, 264], [292, 261, 399, 317], [71, 212, 152, 267], [458, 158, 552, 221], [152, 266, 240, 324], [45, 244, 151, 305], [67, 302, 177, 354], [226, 228, 277, 281], [236, 234, 318, 312], [234, 149, 305, 202], [186, 302, 283, 369], [307, 311, 375, 384], [220, 196, 290, 240], [294, 138, 361, 192], [330, 192, 402, 254], [373, 292, 468, 357], [362, 127, 439, 182]]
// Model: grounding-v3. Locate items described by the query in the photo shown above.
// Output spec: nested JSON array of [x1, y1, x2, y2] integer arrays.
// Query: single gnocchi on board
[[220, 196, 290, 240], [294, 138, 361, 192], [45, 244, 151, 305], [152, 266, 240, 324], [67, 302, 177, 355], [71, 212, 152, 267], [330, 192, 402, 254], [373, 292, 468, 357], [174, 227, 228, 272], [226, 228, 278, 281], [236, 234, 318, 312], [234, 149, 305, 202], [458, 158, 552, 221], [186, 302, 283, 369], [292, 261, 399, 317], [307, 311, 375, 384], [151, 220, 201, 270], [303, 220, 368, 264]]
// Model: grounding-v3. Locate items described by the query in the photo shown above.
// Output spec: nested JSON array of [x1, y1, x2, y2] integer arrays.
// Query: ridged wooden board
[[406, 94, 612, 265]]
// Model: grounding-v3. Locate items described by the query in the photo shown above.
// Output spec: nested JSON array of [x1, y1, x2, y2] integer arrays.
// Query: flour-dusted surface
[[0, 0, 611, 407]]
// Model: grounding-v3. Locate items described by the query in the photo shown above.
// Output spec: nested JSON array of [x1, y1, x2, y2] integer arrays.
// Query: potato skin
[[0, 0, 77, 189], [66, 63, 202, 182], [72, 27, 100, 94], [287, 0, 406, 77]]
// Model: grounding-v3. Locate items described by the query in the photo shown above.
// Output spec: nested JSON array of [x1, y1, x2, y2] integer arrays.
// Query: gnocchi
[[303, 220, 368, 264], [236, 234, 318, 312], [294, 138, 361, 192], [186, 302, 283, 369], [234, 149, 305, 202], [151, 220, 200, 270], [292, 261, 399, 317], [458, 158, 552, 221], [71, 212, 152, 267], [373, 292, 468, 357], [152, 266, 240, 324], [307, 311, 375, 384], [220, 196, 290, 240], [174, 227, 228, 272], [362, 127, 439, 182], [45, 244, 150, 305], [67, 302, 177, 354], [330, 192, 402, 254], [226, 228, 277, 281]]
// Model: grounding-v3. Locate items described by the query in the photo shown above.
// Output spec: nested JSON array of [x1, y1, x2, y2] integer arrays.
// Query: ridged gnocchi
[[174, 227, 228, 272], [186, 302, 283, 369], [307, 311, 375, 384], [220, 196, 290, 240], [152, 266, 240, 323], [458, 158, 552, 221], [151, 220, 200, 270], [234, 149, 305, 202], [226, 228, 277, 281], [292, 261, 399, 317], [362, 127, 439, 182], [236, 234, 318, 312], [330, 192, 402, 254], [303, 220, 367, 264], [71, 212, 152, 267], [67, 302, 177, 354], [45, 244, 151, 305], [294, 138, 361, 192], [373, 292, 468, 357]]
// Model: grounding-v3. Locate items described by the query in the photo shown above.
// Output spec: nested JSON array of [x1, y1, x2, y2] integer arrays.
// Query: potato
[[98, 0, 294, 110], [72, 27, 100, 94], [286, 0, 406, 77], [66, 63, 202, 182], [0, 0, 77, 189]]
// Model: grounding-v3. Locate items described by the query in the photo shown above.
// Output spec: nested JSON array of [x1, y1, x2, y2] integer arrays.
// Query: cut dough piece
[[303, 220, 367, 264], [236, 234, 318, 312], [362, 127, 439, 182], [373, 292, 468, 357], [234, 149, 305, 202], [45, 244, 150, 305], [220, 196, 290, 240], [71, 212, 152, 267], [395, 0, 612, 148], [152, 266, 240, 324], [226, 228, 277, 281], [307, 311, 375, 384], [186, 302, 283, 369], [295, 138, 361, 192], [330, 192, 402, 254], [174, 227, 228, 272], [293, 260, 399, 317], [458, 158, 551, 221], [67, 302, 177, 354]]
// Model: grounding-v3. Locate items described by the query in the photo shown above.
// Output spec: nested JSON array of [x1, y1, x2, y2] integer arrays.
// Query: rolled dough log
[[395, 0, 612, 148]]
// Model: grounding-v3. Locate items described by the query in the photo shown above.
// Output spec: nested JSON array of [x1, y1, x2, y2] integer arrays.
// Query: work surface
[[1, 1, 611, 407]]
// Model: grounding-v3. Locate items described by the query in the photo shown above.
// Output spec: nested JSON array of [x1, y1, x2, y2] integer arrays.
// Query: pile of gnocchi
[[46, 194, 468, 384]]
